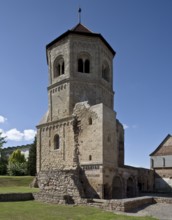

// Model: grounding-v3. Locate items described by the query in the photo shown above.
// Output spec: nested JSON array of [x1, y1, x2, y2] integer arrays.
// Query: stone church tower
[[36, 23, 126, 202]]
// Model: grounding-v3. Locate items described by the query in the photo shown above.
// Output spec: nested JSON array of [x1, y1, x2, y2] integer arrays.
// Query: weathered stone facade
[[36, 23, 154, 203], [150, 134, 172, 192]]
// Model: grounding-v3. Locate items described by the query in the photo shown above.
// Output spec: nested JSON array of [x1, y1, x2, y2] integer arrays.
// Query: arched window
[[54, 56, 65, 78], [54, 134, 60, 150], [89, 155, 92, 161], [163, 157, 165, 167], [102, 61, 110, 82], [85, 59, 90, 73], [77, 53, 90, 74], [78, 59, 83, 72], [62, 62, 65, 74]]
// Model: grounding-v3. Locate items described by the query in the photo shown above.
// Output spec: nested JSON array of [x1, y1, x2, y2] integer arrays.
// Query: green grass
[[0, 176, 39, 193], [0, 176, 157, 219], [0, 201, 157, 220]]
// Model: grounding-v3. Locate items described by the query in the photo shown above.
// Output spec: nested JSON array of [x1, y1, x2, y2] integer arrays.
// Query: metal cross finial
[[78, 7, 82, 23]]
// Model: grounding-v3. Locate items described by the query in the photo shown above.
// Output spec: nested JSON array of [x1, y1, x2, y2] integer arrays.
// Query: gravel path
[[123, 203, 172, 220]]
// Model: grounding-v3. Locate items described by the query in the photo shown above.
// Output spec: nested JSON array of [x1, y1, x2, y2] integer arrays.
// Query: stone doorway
[[127, 177, 135, 198], [112, 176, 123, 199]]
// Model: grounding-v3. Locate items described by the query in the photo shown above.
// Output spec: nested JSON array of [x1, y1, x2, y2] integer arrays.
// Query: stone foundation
[[86, 197, 154, 212], [35, 167, 86, 204]]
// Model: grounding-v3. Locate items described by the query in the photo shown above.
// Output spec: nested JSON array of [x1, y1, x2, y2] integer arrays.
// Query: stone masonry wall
[[73, 102, 103, 165], [35, 168, 85, 204], [37, 118, 75, 171]]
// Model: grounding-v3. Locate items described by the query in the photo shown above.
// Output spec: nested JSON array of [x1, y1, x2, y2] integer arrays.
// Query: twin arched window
[[54, 57, 65, 78], [78, 54, 90, 73], [53, 55, 111, 82], [102, 61, 110, 82]]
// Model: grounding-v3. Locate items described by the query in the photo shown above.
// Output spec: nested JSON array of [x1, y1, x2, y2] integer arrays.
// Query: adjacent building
[[150, 134, 172, 192]]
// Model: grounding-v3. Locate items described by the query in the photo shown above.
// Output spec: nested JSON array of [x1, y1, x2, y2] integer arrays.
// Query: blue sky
[[0, 0, 172, 168]]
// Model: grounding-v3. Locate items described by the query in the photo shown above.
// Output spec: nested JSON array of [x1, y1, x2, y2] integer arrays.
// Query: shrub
[[7, 149, 28, 176], [7, 162, 28, 176], [0, 161, 7, 175]]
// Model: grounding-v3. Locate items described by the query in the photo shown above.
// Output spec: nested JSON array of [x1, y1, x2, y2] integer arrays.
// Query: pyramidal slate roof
[[71, 23, 92, 33], [150, 134, 172, 156], [46, 23, 115, 56]]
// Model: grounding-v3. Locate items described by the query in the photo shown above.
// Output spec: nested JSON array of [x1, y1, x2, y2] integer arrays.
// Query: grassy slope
[[0, 201, 157, 220], [0, 176, 39, 193]]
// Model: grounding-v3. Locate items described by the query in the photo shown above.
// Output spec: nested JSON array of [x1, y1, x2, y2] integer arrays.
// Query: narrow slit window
[[88, 117, 92, 125], [54, 134, 60, 150]]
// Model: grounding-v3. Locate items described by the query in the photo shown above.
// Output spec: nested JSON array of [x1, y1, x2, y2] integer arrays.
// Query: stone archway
[[127, 177, 135, 198], [138, 175, 145, 193], [112, 176, 123, 199]]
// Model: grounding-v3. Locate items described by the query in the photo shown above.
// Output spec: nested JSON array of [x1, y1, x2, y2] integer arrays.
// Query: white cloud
[[0, 115, 7, 123], [123, 124, 129, 129], [5, 128, 24, 141], [23, 129, 36, 141], [122, 124, 138, 130], [0, 128, 36, 142]]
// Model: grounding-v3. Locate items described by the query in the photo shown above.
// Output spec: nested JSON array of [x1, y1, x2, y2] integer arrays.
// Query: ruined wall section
[[35, 168, 86, 204], [73, 102, 103, 165], [73, 102, 104, 198]]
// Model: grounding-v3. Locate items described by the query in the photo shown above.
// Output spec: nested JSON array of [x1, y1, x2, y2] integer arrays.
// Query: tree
[[8, 149, 28, 176], [0, 132, 7, 175], [0, 132, 6, 148], [27, 137, 36, 176]]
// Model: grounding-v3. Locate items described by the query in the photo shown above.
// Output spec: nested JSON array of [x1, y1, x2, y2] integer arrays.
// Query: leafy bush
[[0, 157, 7, 175], [0, 161, 7, 175], [7, 149, 28, 176], [7, 161, 28, 176]]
